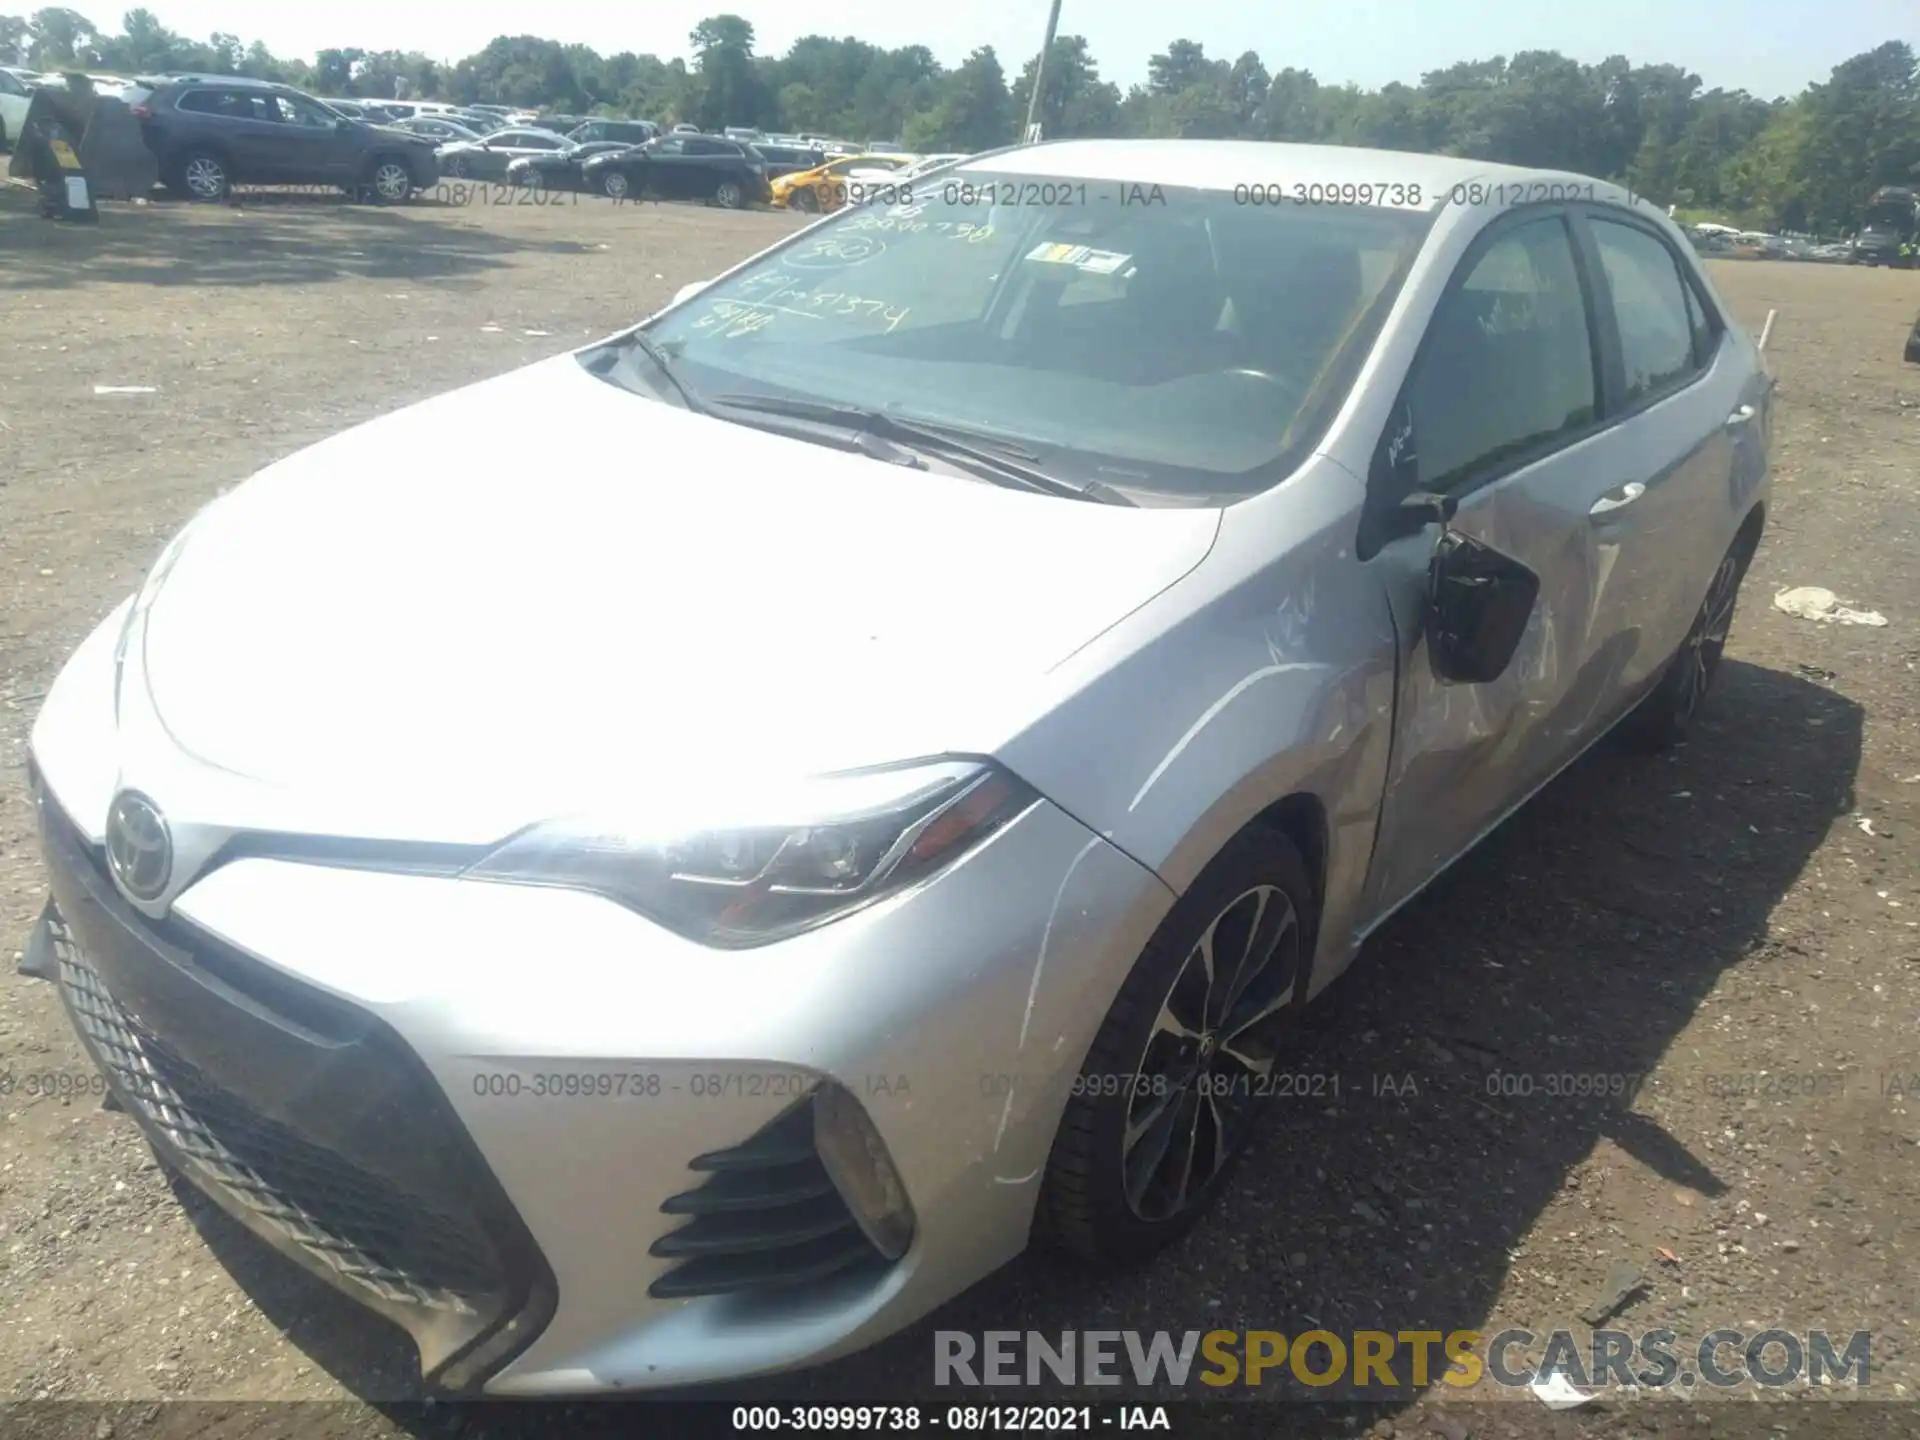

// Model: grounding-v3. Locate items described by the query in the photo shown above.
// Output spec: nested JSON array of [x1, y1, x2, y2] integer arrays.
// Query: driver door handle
[[1725, 404, 1756, 429], [1588, 481, 1646, 518]]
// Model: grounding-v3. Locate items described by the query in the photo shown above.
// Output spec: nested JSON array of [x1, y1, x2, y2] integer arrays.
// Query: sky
[[87, 0, 1916, 101]]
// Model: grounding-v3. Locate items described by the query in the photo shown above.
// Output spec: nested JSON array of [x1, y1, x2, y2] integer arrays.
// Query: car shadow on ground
[[163, 659, 1861, 1428], [0, 184, 598, 291]]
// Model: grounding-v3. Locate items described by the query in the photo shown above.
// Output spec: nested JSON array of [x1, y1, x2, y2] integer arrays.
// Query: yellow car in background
[[771, 152, 918, 213]]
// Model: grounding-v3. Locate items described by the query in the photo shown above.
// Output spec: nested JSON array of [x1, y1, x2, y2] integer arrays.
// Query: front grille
[[30, 770, 555, 1390], [55, 934, 498, 1312], [649, 1096, 889, 1299]]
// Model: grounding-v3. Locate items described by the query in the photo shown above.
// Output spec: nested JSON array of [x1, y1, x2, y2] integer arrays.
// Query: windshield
[[639, 173, 1433, 503], [1861, 202, 1914, 233]]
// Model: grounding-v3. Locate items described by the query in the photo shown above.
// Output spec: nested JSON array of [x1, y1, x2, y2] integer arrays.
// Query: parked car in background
[[770, 151, 915, 212], [566, 119, 657, 146], [505, 140, 635, 191], [578, 133, 769, 206], [752, 141, 828, 180], [122, 73, 438, 202], [670, 122, 699, 134], [437, 125, 576, 180], [391, 115, 490, 145], [896, 151, 967, 179], [21, 137, 1774, 1400], [0, 66, 31, 151], [527, 114, 588, 136]]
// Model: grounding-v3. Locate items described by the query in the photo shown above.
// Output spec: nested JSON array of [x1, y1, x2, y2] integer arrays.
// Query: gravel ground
[[1, 186, 1918, 1439]]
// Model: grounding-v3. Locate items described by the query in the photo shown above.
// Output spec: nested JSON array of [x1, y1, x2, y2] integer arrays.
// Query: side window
[[1590, 219, 1699, 402], [1682, 277, 1718, 367], [1403, 215, 1597, 493], [275, 95, 335, 128], [177, 90, 222, 114], [0, 72, 24, 97], [650, 137, 684, 156]]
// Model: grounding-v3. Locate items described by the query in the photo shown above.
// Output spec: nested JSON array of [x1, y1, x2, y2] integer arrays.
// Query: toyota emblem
[[105, 790, 172, 902]]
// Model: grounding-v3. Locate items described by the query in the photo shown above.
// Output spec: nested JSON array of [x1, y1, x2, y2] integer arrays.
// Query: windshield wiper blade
[[617, 329, 706, 413], [708, 393, 1135, 506]]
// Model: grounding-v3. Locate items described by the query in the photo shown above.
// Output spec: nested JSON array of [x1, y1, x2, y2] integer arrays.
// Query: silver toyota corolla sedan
[[25, 138, 1773, 1395]]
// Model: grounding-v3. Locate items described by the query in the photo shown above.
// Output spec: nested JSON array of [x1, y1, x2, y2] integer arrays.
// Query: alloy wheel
[[1122, 884, 1300, 1223], [1674, 550, 1742, 724], [372, 163, 411, 202], [603, 170, 628, 199], [184, 156, 226, 200], [715, 181, 743, 208]]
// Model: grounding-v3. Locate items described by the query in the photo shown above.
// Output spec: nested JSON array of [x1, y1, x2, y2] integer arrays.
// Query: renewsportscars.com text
[[934, 1328, 1872, 1392]]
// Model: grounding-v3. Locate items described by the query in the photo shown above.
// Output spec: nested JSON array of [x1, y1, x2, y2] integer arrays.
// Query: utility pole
[[1021, 0, 1062, 143]]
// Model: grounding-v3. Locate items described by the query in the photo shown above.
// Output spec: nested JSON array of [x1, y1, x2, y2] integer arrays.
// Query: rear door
[[1570, 209, 1752, 709], [675, 137, 733, 199], [1361, 208, 1649, 920], [176, 88, 283, 179]]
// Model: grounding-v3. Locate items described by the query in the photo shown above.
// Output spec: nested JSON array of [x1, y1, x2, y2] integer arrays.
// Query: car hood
[[136, 353, 1220, 840]]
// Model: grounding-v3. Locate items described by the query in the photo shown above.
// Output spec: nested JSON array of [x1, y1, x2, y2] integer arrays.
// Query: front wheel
[[1039, 825, 1313, 1264], [1619, 533, 1754, 752], [790, 187, 820, 213], [600, 169, 629, 200], [713, 179, 745, 209]]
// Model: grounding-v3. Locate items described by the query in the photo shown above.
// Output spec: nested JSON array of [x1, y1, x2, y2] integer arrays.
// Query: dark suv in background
[[123, 73, 439, 202]]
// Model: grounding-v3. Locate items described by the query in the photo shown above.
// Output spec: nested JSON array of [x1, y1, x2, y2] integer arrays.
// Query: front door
[[268, 92, 353, 184], [1361, 208, 1647, 921]]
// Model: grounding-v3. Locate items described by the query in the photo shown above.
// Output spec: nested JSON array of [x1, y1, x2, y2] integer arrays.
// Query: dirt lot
[[2, 186, 1918, 1438]]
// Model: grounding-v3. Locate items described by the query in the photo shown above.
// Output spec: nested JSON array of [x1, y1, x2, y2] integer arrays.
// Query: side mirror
[[1425, 530, 1540, 685]]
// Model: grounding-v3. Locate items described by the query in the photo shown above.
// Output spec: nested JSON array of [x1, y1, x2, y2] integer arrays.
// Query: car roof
[[144, 72, 286, 91], [972, 139, 1638, 211]]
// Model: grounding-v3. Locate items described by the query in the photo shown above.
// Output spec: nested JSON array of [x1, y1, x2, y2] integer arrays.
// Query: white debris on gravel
[[1773, 586, 1888, 626]]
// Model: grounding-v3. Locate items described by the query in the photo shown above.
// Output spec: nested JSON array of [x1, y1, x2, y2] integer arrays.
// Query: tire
[[362, 157, 414, 204], [177, 150, 231, 202], [1039, 824, 1315, 1264], [1618, 529, 1755, 752], [446, 155, 470, 179], [601, 168, 629, 200], [790, 187, 820, 213], [1905, 332, 1920, 365], [713, 179, 745, 209]]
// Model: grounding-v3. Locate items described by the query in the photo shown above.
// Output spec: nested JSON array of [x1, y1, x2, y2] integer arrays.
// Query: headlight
[[464, 759, 1037, 947]]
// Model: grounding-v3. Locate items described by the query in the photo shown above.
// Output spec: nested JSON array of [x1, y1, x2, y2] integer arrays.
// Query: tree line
[[6, 6, 1917, 232]]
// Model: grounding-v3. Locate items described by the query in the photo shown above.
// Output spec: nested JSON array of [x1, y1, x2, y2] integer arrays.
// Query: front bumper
[[33, 784, 553, 1390], [27, 615, 1175, 1395]]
